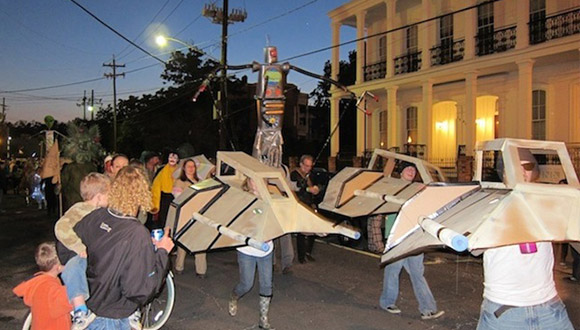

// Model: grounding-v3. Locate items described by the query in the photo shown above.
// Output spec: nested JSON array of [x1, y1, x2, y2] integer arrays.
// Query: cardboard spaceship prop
[[382, 138, 580, 264], [172, 154, 216, 181], [167, 151, 359, 253], [319, 149, 446, 219]]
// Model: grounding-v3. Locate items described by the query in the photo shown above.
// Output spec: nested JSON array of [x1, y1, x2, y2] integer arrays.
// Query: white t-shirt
[[483, 242, 557, 306], [237, 241, 273, 258]]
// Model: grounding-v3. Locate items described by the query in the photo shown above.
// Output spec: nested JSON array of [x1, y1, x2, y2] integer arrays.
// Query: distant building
[[328, 0, 580, 172]]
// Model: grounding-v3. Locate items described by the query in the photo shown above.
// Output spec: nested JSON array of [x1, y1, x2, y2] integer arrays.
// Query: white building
[[328, 0, 580, 172]]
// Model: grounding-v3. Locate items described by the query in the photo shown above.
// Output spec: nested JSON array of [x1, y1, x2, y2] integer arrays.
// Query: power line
[[116, 0, 173, 59], [0, 77, 105, 93], [281, 0, 499, 62], [118, 0, 187, 61], [68, 0, 167, 65]]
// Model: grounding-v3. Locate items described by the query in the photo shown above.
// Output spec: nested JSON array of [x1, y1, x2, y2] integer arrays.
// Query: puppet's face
[[44, 115, 55, 130], [168, 153, 179, 166]]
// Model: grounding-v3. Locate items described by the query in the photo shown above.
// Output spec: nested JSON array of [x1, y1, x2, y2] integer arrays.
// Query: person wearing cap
[[476, 157, 573, 329], [379, 165, 445, 320], [103, 155, 113, 177]]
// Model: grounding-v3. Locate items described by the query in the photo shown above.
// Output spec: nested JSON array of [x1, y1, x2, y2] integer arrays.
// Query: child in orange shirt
[[13, 241, 72, 330]]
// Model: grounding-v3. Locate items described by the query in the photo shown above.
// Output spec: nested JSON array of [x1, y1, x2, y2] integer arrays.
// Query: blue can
[[151, 229, 164, 241]]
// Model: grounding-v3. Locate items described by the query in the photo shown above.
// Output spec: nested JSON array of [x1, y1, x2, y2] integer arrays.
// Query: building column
[[357, 100, 365, 156], [420, 0, 433, 71], [330, 97, 340, 157], [516, 0, 530, 50], [386, 0, 395, 78], [331, 22, 341, 82], [516, 59, 534, 138], [420, 80, 433, 156], [571, 49, 580, 141], [465, 71, 478, 155], [464, 0, 476, 60], [356, 11, 366, 84], [387, 86, 399, 149]]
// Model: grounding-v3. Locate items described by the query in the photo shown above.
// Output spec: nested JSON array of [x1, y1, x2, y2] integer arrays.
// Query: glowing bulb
[[407, 136, 412, 143], [435, 121, 448, 131], [155, 35, 168, 47], [475, 118, 485, 126]]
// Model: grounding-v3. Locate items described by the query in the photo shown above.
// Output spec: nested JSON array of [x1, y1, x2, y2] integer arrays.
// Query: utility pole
[[202, 0, 246, 149], [90, 89, 95, 121], [103, 55, 125, 152], [76, 90, 87, 120]]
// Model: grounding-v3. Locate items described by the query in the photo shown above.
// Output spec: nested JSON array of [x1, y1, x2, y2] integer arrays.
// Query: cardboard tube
[[419, 217, 468, 252], [354, 189, 406, 204], [193, 212, 270, 252]]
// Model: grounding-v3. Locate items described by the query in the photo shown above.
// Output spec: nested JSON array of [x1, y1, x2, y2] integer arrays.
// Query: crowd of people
[[9, 149, 580, 330]]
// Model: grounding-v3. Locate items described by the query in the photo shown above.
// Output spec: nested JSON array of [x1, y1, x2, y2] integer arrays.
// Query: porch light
[[435, 121, 448, 131]]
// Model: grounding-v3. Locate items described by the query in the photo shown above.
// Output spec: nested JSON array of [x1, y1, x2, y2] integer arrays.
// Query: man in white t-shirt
[[476, 160, 574, 330]]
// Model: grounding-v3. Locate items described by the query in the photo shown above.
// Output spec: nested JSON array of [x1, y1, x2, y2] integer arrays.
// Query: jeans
[[476, 296, 574, 330], [571, 246, 580, 279], [61, 255, 89, 301], [234, 251, 273, 297], [88, 317, 130, 330], [379, 254, 437, 314], [275, 234, 294, 269], [296, 234, 314, 262]]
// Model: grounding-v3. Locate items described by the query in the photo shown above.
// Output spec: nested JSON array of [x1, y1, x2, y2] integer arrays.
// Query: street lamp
[[155, 35, 219, 62]]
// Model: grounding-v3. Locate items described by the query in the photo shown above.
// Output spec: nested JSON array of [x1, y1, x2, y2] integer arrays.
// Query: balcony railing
[[430, 39, 464, 66], [394, 51, 422, 75], [363, 60, 386, 82], [530, 7, 580, 45], [476, 25, 517, 56]]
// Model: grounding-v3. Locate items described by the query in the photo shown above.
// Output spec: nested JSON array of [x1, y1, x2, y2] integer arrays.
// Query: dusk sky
[[0, 0, 356, 123]]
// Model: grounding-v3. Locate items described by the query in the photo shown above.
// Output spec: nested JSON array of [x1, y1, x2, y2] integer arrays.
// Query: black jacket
[[74, 208, 169, 318]]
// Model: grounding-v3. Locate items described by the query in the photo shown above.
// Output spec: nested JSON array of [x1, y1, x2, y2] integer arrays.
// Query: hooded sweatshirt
[[13, 273, 72, 330]]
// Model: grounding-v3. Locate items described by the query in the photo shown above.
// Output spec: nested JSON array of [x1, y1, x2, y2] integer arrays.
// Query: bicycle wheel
[[22, 311, 31, 330], [142, 272, 175, 330]]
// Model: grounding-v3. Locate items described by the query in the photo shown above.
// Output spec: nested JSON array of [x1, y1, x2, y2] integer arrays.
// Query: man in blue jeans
[[379, 165, 444, 320]]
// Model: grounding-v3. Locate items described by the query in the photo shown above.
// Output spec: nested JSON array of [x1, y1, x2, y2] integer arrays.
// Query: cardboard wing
[[318, 167, 425, 218], [168, 152, 359, 253], [381, 183, 580, 265]]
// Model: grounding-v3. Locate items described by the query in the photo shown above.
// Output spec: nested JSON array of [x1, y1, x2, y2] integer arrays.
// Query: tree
[[306, 50, 357, 166]]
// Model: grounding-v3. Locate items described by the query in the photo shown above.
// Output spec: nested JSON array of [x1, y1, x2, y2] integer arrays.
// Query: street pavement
[[0, 193, 578, 330]]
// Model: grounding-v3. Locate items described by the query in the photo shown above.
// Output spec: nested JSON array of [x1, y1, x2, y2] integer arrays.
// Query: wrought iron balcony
[[363, 60, 386, 82], [530, 7, 580, 45], [430, 39, 464, 66], [394, 51, 422, 75], [476, 25, 517, 56]]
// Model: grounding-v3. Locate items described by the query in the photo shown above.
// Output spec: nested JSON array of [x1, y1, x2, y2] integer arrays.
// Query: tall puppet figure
[[252, 46, 289, 168]]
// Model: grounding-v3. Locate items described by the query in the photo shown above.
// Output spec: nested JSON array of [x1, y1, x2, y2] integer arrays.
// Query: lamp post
[[155, 36, 219, 63]]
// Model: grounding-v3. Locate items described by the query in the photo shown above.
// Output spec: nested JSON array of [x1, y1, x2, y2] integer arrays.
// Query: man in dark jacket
[[75, 166, 174, 328]]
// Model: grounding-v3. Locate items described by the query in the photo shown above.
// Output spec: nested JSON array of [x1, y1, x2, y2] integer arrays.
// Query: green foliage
[[61, 121, 103, 164]]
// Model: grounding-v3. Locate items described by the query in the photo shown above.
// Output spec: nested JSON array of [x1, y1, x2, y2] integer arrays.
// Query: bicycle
[[22, 271, 175, 330]]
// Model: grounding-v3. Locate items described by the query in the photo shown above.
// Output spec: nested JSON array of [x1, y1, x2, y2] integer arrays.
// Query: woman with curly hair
[[74, 165, 174, 329]]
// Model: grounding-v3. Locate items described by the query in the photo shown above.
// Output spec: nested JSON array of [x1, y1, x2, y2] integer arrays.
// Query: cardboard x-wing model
[[319, 149, 446, 219], [167, 151, 360, 253], [382, 138, 580, 265]]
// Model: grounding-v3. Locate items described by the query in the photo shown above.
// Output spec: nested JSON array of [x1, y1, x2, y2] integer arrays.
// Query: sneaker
[[72, 310, 96, 330], [421, 310, 445, 320], [128, 310, 142, 330], [384, 305, 401, 314]]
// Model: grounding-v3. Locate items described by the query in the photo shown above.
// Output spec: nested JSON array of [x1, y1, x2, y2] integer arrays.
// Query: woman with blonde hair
[[74, 166, 174, 329], [172, 159, 207, 278]]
